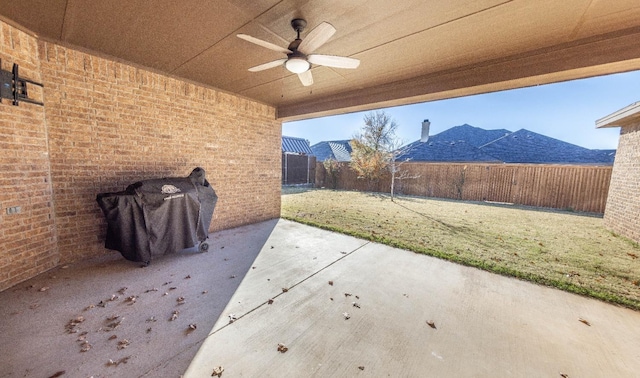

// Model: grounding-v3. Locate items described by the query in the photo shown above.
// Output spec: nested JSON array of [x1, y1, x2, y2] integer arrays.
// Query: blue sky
[[283, 70, 640, 150]]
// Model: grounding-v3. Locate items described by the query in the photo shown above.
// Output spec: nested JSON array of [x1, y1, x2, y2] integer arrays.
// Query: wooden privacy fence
[[316, 162, 612, 213], [282, 153, 316, 185]]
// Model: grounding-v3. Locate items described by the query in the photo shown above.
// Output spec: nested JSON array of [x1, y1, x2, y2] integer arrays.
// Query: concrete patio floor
[[2, 219, 640, 377]]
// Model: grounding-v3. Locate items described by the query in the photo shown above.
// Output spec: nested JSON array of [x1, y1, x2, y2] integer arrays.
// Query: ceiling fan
[[237, 19, 360, 86]]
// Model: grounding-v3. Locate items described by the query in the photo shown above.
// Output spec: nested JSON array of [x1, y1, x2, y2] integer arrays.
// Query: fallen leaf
[[108, 335, 117, 340], [343, 312, 351, 320], [352, 302, 361, 309], [282, 288, 289, 293], [252, 266, 257, 269], [202, 290, 209, 294], [162, 282, 172, 286], [211, 366, 224, 377], [177, 296, 186, 305], [117, 287, 127, 295], [185, 275, 191, 279], [147, 327, 152, 333], [80, 341, 92, 352], [109, 294, 118, 301], [84, 304, 95, 311], [427, 320, 437, 329], [228, 314, 237, 323], [268, 299, 274, 305], [628, 253, 638, 259], [355, 295, 360, 299], [277, 343, 288, 353], [328, 281, 334, 286], [188, 323, 197, 331], [169, 287, 177, 291], [97, 300, 107, 308], [144, 288, 158, 293], [48, 371, 66, 378], [358, 366, 365, 371], [106, 356, 130, 367], [578, 318, 591, 326], [117, 339, 130, 350], [560, 374, 569, 378], [146, 316, 156, 322], [170, 310, 179, 321], [344, 293, 352, 297], [125, 295, 137, 304], [107, 314, 120, 321], [39, 286, 50, 292], [66, 316, 85, 333]]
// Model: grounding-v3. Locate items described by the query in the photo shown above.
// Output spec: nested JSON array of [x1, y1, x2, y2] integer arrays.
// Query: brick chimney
[[421, 119, 430, 142]]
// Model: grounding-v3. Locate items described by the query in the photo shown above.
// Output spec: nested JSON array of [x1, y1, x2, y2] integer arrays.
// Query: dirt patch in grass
[[282, 188, 640, 310]]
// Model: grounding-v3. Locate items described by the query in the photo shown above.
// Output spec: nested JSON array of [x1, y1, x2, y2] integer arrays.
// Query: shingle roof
[[396, 138, 502, 163], [434, 124, 511, 147], [282, 136, 312, 155], [396, 124, 615, 165], [310, 140, 353, 162], [396, 124, 507, 163], [479, 129, 613, 164]]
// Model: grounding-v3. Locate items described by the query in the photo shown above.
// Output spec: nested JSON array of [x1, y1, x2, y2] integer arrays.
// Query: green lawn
[[281, 188, 640, 310]]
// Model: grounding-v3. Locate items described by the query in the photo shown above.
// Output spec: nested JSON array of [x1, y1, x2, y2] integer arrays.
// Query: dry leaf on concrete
[[211, 366, 225, 377], [170, 310, 179, 321], [188, 323, 197, 331], [125, 295, 137, 304], [117, 339, 130, 350], [228, 314, 238, 323], [144, 288, 158, 293], [107, 356, 130, 367], [39, 286, 50, 292], [358, 366, 365, 371], [185, 275, 191, 279], [352, 302, 361, 309], [277, 343, 288, 353], [268, 299, 274, 305], [328, 281, 334, 286], [427, 321, 437, 329], [177, 296, 186, 305], [48, 371, 65, 378], [578, 318, 591, 326], [117, 287, 127, 295], [282, 288, 289, 293], [343, 312, 351, 320]]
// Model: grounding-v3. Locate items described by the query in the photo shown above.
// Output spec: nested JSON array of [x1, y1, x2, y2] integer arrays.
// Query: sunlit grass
[[281, 188, 640, 310]]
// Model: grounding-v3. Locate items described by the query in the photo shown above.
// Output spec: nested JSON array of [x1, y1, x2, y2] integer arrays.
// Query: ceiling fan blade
[[297, 22, 336, 55], [308, 54, 360, 69], [248, 58, 287, 72], [237, 34, 292, 54], [298, 70, 313, 86]]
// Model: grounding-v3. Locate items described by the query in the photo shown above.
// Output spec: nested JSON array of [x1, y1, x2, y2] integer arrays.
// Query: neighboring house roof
[[310, 140, 353, 162], [282, 136, 313, 155], [397, 138, 502, 163], [396, 124, 615, 165], [478, 129, 613, 164], [433, 124, 511, 147]]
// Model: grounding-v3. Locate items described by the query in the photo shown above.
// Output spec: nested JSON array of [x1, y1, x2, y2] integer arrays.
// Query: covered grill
[[96, 167, 217, 264]]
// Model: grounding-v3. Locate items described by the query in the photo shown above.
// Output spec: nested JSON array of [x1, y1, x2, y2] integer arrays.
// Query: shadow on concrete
[[0, 219, 278, 378]]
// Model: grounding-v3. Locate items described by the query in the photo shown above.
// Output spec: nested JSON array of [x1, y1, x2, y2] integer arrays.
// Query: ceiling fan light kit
[[285, 57, 310, 73], [238, 18, 360, 86]]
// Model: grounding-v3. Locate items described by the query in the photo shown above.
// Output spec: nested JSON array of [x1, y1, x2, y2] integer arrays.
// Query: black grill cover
[[97, 168, 217, 263]]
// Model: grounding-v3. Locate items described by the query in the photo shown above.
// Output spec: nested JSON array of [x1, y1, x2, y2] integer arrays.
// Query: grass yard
[[281, 188, 640, 310]]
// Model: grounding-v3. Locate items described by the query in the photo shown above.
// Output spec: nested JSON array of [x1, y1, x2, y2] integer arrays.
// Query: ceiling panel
[[1, 0, 639, 120], [62, 0, 251, 72]]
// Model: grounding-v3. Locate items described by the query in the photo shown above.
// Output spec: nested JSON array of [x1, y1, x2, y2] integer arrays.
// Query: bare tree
[[350, 111, 397, 188], [350, 110, 418, 197]]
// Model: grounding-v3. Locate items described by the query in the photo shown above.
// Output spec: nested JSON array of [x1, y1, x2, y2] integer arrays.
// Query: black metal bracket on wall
[[0, 59, 44, 106]]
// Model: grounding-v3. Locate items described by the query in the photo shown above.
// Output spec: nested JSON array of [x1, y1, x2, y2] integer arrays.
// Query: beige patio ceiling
[[1, 0, 640, 121]]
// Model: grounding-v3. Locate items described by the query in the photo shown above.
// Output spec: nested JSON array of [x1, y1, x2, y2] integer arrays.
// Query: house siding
[[0, 19, 281, 291], [604, 123, 640, 243]]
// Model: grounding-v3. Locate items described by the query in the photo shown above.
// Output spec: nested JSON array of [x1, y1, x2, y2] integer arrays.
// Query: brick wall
[[0, 19, 281, 291], [604, 124, 640, 243], [0, 23, 58, 290]]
